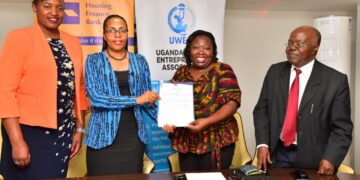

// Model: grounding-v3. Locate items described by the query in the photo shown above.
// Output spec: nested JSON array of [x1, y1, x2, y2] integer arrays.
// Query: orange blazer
[[0, 23, 87, 129]]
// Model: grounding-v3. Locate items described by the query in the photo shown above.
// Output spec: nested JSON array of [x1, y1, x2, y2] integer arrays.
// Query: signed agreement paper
[[157, 81, 194, 127]]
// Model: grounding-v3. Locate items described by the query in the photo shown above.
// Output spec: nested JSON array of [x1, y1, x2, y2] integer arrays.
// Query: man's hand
[[318, 159, 335, 175], [257, 146, 272, 172]]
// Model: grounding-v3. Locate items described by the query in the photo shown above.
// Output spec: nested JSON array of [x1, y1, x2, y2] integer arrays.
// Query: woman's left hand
[[70, 132, 83, 158], [162, 124, 176, 133], [187, 118, 209, 132]]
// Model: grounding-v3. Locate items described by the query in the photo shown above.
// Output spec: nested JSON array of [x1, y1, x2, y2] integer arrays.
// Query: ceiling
[[1, 0, 358, 12], [225, 0, 358, 12]]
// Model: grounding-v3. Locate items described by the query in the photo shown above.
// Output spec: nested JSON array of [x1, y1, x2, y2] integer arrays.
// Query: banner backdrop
[[135, 0, 226, 80], [142, 81, 176, 172], [135, 0, 226, 172], [60, 0, 135, 177], [61, 0, 135, 56]]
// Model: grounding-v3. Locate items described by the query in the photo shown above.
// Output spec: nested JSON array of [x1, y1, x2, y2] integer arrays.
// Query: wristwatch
[[76, 127, 86, 133]]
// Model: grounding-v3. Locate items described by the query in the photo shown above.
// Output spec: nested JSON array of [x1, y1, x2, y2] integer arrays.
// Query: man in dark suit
[[253, 26, 353, 175]]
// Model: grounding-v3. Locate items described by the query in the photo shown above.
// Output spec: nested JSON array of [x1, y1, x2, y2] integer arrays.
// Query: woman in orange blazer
[[0, 0, 87, 179]]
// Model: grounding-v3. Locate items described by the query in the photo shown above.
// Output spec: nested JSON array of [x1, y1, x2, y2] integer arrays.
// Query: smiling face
[[286, 27, 320, 68], [189, 35, 214, 70], [103, 17, 128, 52], [32, 0, 64, 35]]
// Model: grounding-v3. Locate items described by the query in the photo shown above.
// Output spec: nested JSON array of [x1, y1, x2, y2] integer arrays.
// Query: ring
[[14, 161, 20, 165]]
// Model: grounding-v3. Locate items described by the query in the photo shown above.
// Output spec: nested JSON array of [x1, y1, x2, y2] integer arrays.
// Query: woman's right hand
[[2, 117, 31, 168], [162, 124, 176, 133], [136, 90, 159, 105], [12, 139, 31, 168]]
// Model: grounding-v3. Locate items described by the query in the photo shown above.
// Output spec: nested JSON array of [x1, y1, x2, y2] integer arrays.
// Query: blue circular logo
[[168, 3, 195, 36]]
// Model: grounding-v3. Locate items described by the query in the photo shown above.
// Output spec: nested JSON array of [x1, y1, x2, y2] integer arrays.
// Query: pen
[[310, 104, 314, 114]]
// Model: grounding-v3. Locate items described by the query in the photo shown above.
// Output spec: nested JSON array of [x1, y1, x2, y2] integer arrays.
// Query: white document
[[185, 172, 226, 180], [157, 80, 194, 127]]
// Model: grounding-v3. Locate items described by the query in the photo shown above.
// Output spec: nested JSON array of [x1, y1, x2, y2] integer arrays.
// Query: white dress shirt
[[257, 59, 315, 149]]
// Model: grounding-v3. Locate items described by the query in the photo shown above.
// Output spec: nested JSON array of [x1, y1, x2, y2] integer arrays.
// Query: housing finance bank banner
[[135, 0, 226, 172], [135, 0, 226, 80], [59, 0, 135, 177], [60, 0, 135, 56]]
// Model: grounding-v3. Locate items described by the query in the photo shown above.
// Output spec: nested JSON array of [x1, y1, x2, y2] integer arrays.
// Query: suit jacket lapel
[[279, 62, 291, 123], [298, 60, 321, 114]]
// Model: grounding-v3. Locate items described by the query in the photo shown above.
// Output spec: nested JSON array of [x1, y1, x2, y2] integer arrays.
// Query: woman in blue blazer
[[84, 14, 159, 175]]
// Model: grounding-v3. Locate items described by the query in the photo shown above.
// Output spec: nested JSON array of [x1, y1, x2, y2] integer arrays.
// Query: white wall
[[224, 10, 357, 166], [354, 2, 360, 173], [0, 2, 33, 48]]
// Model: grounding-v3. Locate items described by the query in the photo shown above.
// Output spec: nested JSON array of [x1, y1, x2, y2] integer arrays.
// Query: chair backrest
[[0, 122, 2, 180], [143, 153, 155, 174], [168, 152, 180, 172], [251, 150, 258, 166], [66, 114, 91, 177], [231, 112, 252, 168], [0, 122, 2, 163], [338, 164, 354, 174]]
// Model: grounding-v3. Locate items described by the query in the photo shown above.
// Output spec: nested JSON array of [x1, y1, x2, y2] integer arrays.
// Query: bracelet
[[76, 127, 85, 133]]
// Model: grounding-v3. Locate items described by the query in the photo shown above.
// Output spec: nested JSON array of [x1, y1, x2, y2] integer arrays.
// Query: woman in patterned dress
[[162, 30, 241, 171], [0, 0, 87, 179], [84, 15, 159, 176]]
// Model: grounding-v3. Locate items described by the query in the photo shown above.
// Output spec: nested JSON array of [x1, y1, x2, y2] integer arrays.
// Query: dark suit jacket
[[253, 60, 353, 169]]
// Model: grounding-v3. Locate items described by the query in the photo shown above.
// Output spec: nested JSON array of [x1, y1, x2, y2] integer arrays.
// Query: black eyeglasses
[[285, 42, 318, 48], [105, 28, 128, 36]]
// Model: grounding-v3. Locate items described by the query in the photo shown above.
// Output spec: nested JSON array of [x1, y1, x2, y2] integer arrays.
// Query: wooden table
[[53, 168, 360, 180], [267, 168, 359, 180]]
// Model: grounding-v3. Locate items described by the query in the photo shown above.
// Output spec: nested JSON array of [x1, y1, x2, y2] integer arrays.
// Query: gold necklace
[[107, 50, 127, 61]]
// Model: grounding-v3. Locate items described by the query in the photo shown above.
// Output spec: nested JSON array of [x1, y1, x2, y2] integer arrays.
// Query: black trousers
[[178, 143, 235, 171], [271, 140, 298, 168]]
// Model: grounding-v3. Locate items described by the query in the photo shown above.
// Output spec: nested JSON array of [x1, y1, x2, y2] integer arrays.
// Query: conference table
[[54, 168, 360, 180]]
